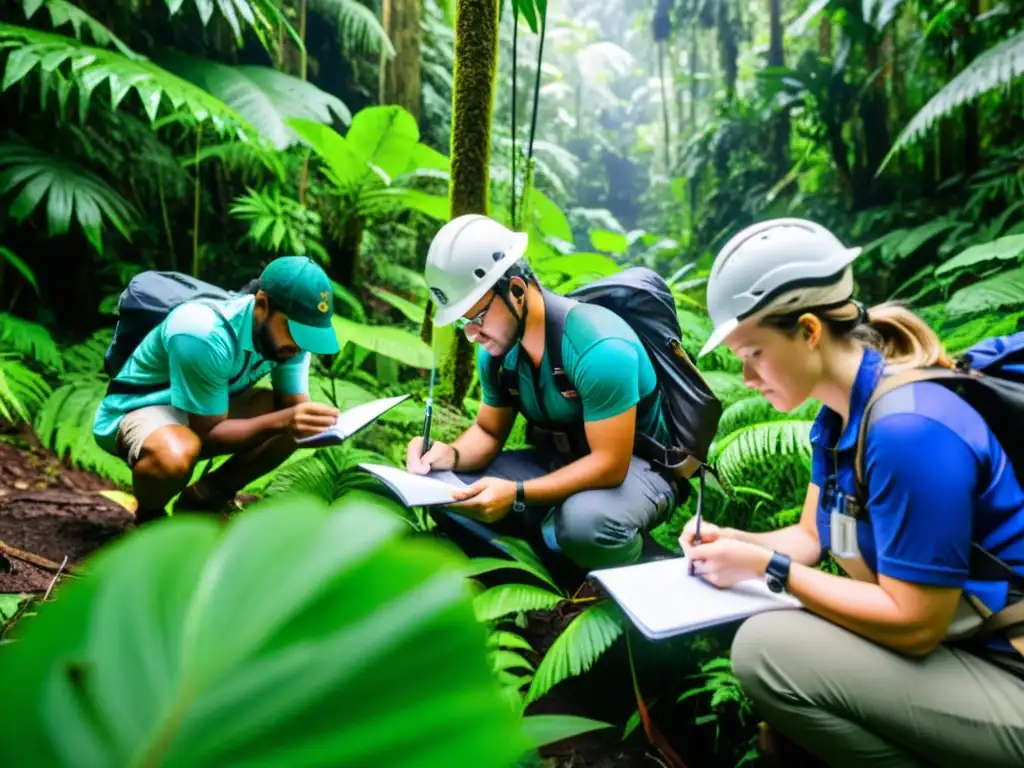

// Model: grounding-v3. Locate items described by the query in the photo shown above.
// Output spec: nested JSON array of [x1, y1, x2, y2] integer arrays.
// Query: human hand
[[285, 401, 340, 438], [688, 538, 773, 589], [678, 519, 732, 556], [406, 437, 457, 475], [450, 476, 516, 524]]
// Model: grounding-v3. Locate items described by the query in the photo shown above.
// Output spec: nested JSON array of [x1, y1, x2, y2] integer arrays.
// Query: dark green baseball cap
[[259, 256, 340, 355]]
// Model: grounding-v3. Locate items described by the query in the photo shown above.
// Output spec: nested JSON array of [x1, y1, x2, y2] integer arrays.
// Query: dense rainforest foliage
[[1, 0, 1023, 765]]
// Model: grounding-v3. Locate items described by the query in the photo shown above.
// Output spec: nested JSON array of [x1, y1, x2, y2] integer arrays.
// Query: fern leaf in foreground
[[524, 600, 625, 705]]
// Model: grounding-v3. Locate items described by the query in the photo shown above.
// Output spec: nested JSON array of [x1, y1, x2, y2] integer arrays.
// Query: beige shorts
[[116, 388, 269, 467]]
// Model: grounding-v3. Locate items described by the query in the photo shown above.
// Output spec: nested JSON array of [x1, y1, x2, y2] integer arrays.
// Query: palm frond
[[19, 0, 135, 57], [473, 583, 565, 622], [159, 52, 351, 150], [885, 29, 1024, 165], [0, 24, 260, 139], [161, 0, 267, 41], [0, 354, 52, 425], [946, 266, 1024, 317], [33, 375, 131, 486], [0, 140, 137, 252], [0, 313, 62, 374], [308, 0, 395, 58], [524, 601, 624, 705]]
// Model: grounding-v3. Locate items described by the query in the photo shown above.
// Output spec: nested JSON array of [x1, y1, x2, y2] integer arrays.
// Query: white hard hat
[[699, 218, 862, 357], [424, 214, 529, 326]]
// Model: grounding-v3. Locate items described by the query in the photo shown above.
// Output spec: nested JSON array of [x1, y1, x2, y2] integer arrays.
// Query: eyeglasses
[[454, 293, 497, 331]]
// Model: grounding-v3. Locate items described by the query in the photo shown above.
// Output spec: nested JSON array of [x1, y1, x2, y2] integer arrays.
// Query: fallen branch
[[0, 539, 80, 576]]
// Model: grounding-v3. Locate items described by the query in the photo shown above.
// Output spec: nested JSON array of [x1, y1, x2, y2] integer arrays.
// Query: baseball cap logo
[[318, 291, 329, 313]]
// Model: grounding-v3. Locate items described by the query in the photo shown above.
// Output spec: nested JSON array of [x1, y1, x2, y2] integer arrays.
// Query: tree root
[[0, 539, 79, 576]]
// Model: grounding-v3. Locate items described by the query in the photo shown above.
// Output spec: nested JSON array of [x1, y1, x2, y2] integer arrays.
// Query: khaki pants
[[731, 609, 1024, 767]]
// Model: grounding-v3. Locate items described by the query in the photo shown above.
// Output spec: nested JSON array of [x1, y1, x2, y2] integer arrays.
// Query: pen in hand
[[688, 465, 706, 576], [421, 366, 437, 457]]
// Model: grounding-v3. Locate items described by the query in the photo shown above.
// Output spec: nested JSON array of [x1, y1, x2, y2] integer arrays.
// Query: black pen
[[689, 466, 705, 576], [421, 366, 437, 456]]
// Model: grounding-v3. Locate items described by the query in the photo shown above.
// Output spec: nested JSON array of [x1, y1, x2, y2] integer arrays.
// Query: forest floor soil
[[0, 424, 738, 767]]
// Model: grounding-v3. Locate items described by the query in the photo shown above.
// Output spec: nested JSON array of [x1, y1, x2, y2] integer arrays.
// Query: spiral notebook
[[589, 557, 803, 641]]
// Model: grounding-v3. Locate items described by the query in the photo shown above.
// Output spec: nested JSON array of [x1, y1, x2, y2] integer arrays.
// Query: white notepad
[[590, 557, 803, 641], [296, 394, 410, 448], [358, 463, 469, 507]]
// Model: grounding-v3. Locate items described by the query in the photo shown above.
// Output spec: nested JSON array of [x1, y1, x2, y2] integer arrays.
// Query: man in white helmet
[[405, 214, 678, 572]]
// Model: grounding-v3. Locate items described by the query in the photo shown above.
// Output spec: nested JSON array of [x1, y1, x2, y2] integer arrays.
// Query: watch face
[[766, 575, 783, 594]]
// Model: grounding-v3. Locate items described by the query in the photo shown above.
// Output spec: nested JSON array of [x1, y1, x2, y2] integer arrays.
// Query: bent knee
[[136, 427, 201, 479], [731, 610, 825, 700]]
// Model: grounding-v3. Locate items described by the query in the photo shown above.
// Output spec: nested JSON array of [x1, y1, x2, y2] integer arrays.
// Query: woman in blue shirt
[[682, 218, 1024, 767]]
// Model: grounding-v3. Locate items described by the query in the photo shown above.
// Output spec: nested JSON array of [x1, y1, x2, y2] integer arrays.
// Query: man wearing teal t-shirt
[[406, 215, 680, 571], [94, 256, 341, 524]]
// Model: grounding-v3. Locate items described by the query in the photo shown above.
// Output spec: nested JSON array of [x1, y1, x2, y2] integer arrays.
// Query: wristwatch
[[512, 480, 527, 513], [765, 551, 792, 594]]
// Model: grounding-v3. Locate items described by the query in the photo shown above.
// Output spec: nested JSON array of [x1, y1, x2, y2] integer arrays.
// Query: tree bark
[[767, 0, 789, 177], [381, 0, 422, 122]]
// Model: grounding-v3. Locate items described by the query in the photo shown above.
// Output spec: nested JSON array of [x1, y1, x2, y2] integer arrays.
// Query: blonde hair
[[761, 300, 955, 371]]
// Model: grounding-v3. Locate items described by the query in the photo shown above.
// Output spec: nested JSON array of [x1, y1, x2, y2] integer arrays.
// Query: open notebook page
[[590, 556, 802, 641], [358, 463, 468, 507], [297, 394, 410, 447]]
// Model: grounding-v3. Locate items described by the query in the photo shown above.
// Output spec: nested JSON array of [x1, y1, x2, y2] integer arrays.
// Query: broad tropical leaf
[[936, 233, 1024, 276], [0, 141, 137, 252], [358, 187, 450, 220], [308, 0, 395, 57], [368, 286, 426, 324], [0, 24, 260, 138], [161, 0, 263, 40], [524, 601, 624, 704], [521, 714, 614, 750], [0, 246, 39, 296], [159, 53, 351, 149], [946, 267, 1024, 317], [886, 29, 1024, 164], [0, 493, 530, 767], [333, 315, 433, 369], [588, 228, 628, 254]]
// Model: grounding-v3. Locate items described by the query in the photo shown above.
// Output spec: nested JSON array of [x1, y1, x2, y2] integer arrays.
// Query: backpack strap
[[540, 288, 578, 398]]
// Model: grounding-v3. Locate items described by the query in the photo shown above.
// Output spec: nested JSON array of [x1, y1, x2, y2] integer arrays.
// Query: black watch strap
[[513, 480, 526, 511], [766, 551, 792, 592]]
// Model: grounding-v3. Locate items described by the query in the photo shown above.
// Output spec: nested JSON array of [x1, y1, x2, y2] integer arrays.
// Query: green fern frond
[[709, 420, 814, 490], [0, 313, 63, 374], [308, 0, 396, 58], [0, 140, 137, 252], [160, 0, 269, 41], [33, 375, 131, 486], [0, 24, 260, 139], [716, 397, 820, 442], [61, 329, 112, 375], [524, 601, 624, 705], [886, 29, 1024, 165], [473, 583, 564, 622], [699, 370, 751, 407], [19, 0, 135, 56], [262, 444, 395, 504], [0, 354, 52, 424]]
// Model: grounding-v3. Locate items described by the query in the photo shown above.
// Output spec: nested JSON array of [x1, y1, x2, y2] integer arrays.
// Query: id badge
[[830, 508, 860, 559]]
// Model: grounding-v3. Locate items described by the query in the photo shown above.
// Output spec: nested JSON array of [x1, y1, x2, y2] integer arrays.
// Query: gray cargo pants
[[731, 609, 1024, 767], [444, 449, 677, 570]]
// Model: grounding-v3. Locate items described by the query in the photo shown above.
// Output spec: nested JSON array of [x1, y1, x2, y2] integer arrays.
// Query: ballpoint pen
[[689, 465, 705, 576], [421, 366, 437, 456]]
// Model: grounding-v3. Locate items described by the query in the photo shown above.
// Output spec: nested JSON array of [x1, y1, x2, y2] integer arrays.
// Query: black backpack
[[103, 271, 247, 381], [490, 267, 723, 479], [852, 332, 1024, 662]]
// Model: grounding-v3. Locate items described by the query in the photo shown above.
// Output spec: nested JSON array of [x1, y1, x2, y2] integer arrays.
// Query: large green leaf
[[368, 286, 426, 324], [308, 0, 395, 57], [535, 253, 621, 279], [529, 189, 573, 243], [333, 315, 433, 369], [0, 24, 259, 138], [344, 105, 421, 181], [159, 53, 350, 150], [19, 0, 135, 56], [936, 233, 1024, 276], [474, 583, 564, 622], [0, 141, 137, 252], [359, 188, 450, 221], [521, 714, 614, 750], [946, 267, 1024, 317], [588, 228, 628, 254], [0, 493, 529, 767]]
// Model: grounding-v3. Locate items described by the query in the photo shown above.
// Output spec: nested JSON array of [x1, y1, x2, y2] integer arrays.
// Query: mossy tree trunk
[[381, 0, 422, 122], [422, 0, 500, 409]]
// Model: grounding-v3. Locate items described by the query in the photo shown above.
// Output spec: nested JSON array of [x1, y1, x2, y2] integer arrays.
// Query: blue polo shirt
[[92, 295, 309, 454], [811, 346, 1024, 654]]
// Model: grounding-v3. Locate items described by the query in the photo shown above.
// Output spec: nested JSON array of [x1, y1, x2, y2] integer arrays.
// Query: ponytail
[[857, 302, 955, 371], [762, 300, 955, 371]]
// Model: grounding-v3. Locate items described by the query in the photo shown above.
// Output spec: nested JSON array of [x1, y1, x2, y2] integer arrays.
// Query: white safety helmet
[[699, 218, 862, 357], [424, 214, 529, 326]]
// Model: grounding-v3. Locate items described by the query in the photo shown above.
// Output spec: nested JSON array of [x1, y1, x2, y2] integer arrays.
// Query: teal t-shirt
[[92, 295, 309, 454], [476, 302, 669, 445]]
